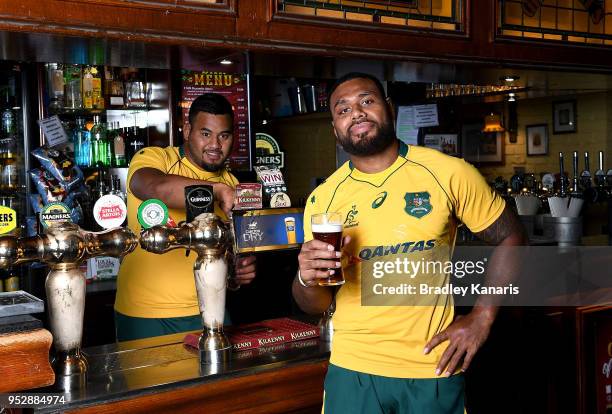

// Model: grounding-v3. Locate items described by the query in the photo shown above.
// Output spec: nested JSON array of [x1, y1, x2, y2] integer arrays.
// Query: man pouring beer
[[293, 73, 527, 413], [115, 93, 256, 341]]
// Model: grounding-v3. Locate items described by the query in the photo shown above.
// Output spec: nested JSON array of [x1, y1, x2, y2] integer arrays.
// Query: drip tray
[[0, 290, 44, 317]]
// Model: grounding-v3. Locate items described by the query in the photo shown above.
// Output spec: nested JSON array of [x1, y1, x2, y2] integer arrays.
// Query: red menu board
[[596, 317, 612, 413], [180, 69, 250, 170]]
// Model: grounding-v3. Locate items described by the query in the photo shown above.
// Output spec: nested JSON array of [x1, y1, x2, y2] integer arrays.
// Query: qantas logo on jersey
[[371, 191, 387, 209], [359, 239, 436, 260]]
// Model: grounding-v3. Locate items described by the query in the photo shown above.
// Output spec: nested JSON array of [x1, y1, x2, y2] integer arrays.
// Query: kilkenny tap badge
[[404, 192, 432, 218]]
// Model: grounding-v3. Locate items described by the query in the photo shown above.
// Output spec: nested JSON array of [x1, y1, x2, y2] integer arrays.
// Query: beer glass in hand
[[311, 212, 345, 286]]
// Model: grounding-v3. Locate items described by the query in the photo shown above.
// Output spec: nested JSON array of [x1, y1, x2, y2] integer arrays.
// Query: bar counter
[[33, 329, 330, 413]]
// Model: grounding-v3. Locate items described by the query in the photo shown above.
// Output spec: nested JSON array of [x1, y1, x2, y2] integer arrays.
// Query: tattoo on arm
[[473, 205, 527, 245]]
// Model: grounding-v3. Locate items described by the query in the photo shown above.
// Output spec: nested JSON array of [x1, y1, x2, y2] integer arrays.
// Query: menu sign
[[596, 317, 612, 413], [180, 69, 250, 170]]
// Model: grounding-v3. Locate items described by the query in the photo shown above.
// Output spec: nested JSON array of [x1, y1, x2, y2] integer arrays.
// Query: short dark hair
[[328, 72, 386, 107], [188, 93, 234, 125]]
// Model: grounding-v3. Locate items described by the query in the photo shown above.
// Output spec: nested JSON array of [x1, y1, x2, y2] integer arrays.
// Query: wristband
[[297, 269, 311, 288], [227, 278, 241, 291]]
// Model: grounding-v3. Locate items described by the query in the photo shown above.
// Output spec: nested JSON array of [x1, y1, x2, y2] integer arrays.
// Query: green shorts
[[323, 364, 465, 414], [114, 311, 203, 342]]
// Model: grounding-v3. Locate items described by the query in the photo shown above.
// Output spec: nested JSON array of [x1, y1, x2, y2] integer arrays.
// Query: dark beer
[[312, 222, 344, 286]]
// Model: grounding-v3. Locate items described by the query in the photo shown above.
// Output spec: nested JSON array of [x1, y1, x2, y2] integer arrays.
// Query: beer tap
[[580, 152, 592, 190], [558, 152, 568, 197], [0, 222, 138, 391], [595, 151, 606, 187], [570, 151, 582, 198], [140, 210, 234, 365]]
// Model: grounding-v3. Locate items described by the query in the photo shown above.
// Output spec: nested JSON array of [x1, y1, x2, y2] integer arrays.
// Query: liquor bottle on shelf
[[3, 267, 20, 292], [1, 92, 16, 138], [82, 66, 94, 109], [110, 175, 125, 201], [91, 115, 110, 167], [112, 123, 127, 167], [125, 68, 147, 108], [91, 66, 104, 110], [1, 156, 19, 191], [45, 63, 64, 112], [64, 64, 83, 110], [73, 117, 92, 168], [126, 125, 145, 164], [105, 66, 125, 109]]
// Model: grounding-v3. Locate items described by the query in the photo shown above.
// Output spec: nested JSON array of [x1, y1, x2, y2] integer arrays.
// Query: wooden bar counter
[[32, 330, 330, 413]]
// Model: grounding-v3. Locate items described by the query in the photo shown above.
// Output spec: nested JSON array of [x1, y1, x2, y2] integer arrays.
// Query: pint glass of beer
[[284, 217, 297, 244], [311, 212, 344, 286]]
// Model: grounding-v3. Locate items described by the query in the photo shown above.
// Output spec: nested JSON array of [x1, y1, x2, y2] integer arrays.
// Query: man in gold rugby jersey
[[115, 93, 256, 341], [293, 73, 527, 413]]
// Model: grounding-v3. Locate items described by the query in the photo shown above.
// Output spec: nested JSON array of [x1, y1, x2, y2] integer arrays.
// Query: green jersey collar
[[348, 140, 409, 170]]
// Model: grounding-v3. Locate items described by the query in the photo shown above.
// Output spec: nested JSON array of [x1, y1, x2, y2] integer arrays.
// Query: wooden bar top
[[32, 328, 330, 413]]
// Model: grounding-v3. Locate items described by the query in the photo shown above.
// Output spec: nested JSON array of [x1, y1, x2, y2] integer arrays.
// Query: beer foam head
[[312, 223, 342, 233]]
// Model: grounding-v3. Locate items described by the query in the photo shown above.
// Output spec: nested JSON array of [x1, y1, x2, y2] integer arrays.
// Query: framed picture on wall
[[461, 124, 503, 163], [526, 124, 549, 156], [423, 134, 459, 157], [552, 100, 577, 134]]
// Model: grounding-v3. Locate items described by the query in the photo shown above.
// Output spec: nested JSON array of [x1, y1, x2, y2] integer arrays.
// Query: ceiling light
[[220, 59, 233, 65], [501, 75, 520, 82], [483, 113, 505, 133]]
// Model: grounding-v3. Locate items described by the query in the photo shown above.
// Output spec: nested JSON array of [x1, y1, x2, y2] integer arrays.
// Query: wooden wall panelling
[[0, 0, 611, 71], [241, 0, 612, 71], [0, 0, 236, 44]]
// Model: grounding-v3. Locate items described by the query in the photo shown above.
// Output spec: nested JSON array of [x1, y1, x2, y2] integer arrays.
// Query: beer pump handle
[[572, 151, 580, 194], [559, 152, 567, 197], [84, 227, 139, 259], [0, 235, 47, 268], [584, 152, 590, 173]]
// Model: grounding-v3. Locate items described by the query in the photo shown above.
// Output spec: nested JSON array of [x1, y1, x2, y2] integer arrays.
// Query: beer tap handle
[[584, 152, 590, 173], [0, 235, 45, 268], [572, 151, 580, 195], [558, 152, 567, 197], [84, 227, 139, 259]]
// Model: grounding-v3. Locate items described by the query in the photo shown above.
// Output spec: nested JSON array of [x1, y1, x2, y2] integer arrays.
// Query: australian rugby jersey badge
[[404, 192, 432, 218]]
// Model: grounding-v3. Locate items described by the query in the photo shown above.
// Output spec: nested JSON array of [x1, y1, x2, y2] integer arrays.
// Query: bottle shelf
[[49, 107, 150, 117]]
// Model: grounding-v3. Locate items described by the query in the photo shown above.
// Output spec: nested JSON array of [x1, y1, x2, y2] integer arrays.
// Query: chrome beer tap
[[139, 212, 234, 364], [0, 222, 138, 391]]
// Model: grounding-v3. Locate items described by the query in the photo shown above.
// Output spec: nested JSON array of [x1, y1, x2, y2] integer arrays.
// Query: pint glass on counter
[[311, 212, 344, 286]]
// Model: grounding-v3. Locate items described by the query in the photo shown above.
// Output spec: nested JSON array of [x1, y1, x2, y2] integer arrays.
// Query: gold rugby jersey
[[303, 141, 505, 378], [116, 146, 238, 319]]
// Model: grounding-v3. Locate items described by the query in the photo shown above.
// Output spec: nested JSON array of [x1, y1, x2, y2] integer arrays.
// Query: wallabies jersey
[[116, 146, 238, 319], [303, 141, 505, 378]]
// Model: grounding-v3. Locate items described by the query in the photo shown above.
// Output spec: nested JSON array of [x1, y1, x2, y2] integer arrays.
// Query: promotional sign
[[180, 69, 250, 170], [93, 195, 127, 229], [40, 202, 72, 228], [235, 183, 263, 210], [596, 317, 612, 413], [233, 208, 304, 253], [255, 133, 285, 169], [87, 256, 121, 280], [0, 206, 17, 235], [184, 185, 214, 222], [137, 199, 169, 229]]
